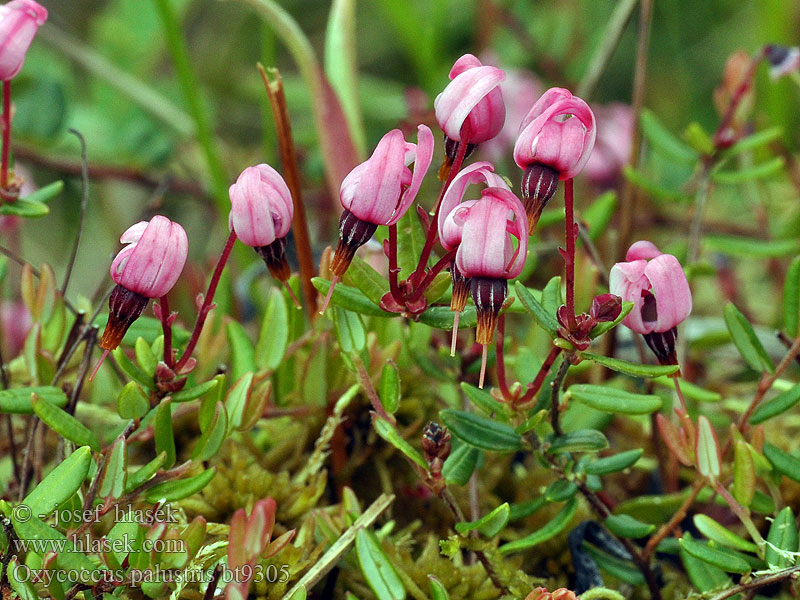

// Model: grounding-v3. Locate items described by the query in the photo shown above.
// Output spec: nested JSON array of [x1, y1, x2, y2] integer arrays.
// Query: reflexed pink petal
[[644, 254, 692, 332], [0, 0, 46, 80], [626, 240, 662, 261], [434, 55, 506, 143], [609, 259, 650, 334], [388, 124, 434, 225]]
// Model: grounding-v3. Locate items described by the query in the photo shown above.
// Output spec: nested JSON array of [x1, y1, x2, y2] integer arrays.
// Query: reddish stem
[[410, 134, 470, 287], [405, 250, 456, 305], [174, 230, 237, 372], [387, 223, 403, 306], [564, 178, 577, 330], [1, 80, 10, 193], [519, 346, 562, 405], [495, 315, 511, 400], [158, 295, 174, 368], [713, 49, 765, 149]]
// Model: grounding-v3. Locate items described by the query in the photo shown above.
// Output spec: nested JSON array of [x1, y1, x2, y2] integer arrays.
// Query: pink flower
[[455, 188, 528, 280], [434, 54, 505, 144], [0, 0, 47, 81], [514, 88, 596, 179], [228, 164, 293, 248], [583, 103, 633, 187], [609, 241, 692, 336], [438, 161, 510, 251], [340, 124, 434, 227], [98, 216, 188, 355], [111, 216, 188, 299]]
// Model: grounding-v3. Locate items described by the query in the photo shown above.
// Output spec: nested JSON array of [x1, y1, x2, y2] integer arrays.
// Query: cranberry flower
[[609, 241, 692, 367], [434, 54, 505, 165], [448, 187, 528, 387], [229, 163, 294, 283], [322, 124, 434, 313], [99, 216, 188, 354], [437, 162, 509, 354], [513, 88, 596, 232], [0, 0, 47, 81]]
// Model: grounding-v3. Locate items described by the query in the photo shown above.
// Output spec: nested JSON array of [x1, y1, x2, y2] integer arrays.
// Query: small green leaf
[[0, 386, 67, 414], [117, 381, 149, 420], [379, 361, 401, 414], [723, 303, 774, 373], [514, 281, 558, 338], [417, 305, 477, 330], [373, 418, 427, 470], [225, 372, 254, 433], [256, 288, 289, 370], [695, 416, 721, 480], [585, 449, 643, 475], [568, 384, 662, 415], [713, 156, 785, 184], [154, 399, 176, 468], [144, 468, 216, 502], [171, 378, 219, 403], [355, 528, 406, 600], [693, 514, 758, 553], [678, 537, 751, 574], [548, 429, 609, 454], [460, 382, 507, 419], [723, 126, 783, 156], [683, 122, 714, 155], [440, 409, 523, 452], [0, 193, 53, 218], [640, 109, 698, 164], [733, 440, 756, 507], [605, 514, 655, 538], [7, 557, 39, 600], [750, 383, 800, 424], [541, 276, 563, 314], [442, 443, 480, 486], [784, 256, 800, 337], [765, 506, 798, 568], [98, 437, 128, 499], [544, 480, 578, 502], [583, 544, 645, 586], [508, 497, 548, 522], [125, 452, 166, 494], [113, 346, 153, 389], [343, 255, 389, 307], [312, 277, 391, 317], [333, 306, 366, 354], [764, 443, 800, 483], [396, 208, 427, 280], [499, 498, 577, 554], [428, 576, 450, 600], [32, 394, 100, 452], [23, 446, 91, 518], [134, 336, 157, 377], [707, 235, 800, 259], [679, 533, 732, 591], [580, 352, 679, 377], [226, 320, 256, 382], [192, 401, 228, 461], [455, 503, 510, 537]]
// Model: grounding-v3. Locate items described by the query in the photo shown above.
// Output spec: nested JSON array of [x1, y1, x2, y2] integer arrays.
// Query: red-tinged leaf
[[264, 529, 296, 558], [228, 508, 248, 569], [244, 498, 276, 561], [656, 413, 692, 466], [696, 416, 721, 480]]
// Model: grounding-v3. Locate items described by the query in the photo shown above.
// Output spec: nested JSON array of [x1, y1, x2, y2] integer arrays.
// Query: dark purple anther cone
[[521, 163, 559, 234], [254, 235, 290, 282], [99, 284, 150, 351], [471, 277, 507, 345], [330, 209, 378, 278], [449, 263, 471, 313], [443, 135, 477, 163], [643, 326, 679, 368]]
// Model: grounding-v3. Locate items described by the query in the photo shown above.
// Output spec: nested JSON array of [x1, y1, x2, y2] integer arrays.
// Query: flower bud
[[0, 0, 47, 81], [590, 293, 622, 323], [229, 164, 294, 282]]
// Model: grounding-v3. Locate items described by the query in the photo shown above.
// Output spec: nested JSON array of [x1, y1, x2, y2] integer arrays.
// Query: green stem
[[152, 0, 228, 207]]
